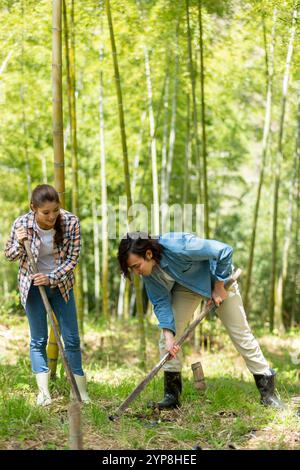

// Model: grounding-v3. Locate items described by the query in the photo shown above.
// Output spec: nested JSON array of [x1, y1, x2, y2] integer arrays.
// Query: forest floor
[[1, 309, 300, 451]]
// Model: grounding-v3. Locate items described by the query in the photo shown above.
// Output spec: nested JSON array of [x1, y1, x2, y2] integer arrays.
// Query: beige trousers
[[159, 282, 270, 375]]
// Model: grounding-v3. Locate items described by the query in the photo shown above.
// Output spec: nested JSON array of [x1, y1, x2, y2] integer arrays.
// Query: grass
[[0, 310, 300, 450]]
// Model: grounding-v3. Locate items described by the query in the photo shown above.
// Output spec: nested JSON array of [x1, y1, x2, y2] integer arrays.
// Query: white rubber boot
[[70, 374, 91, 403], [36, 370, 52, 406]]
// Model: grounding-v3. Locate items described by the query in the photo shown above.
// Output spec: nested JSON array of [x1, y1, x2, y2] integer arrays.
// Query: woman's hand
[[15, 227, 27, 244], [210, 280, 227, 307], [31, 273, 50, 286], [163, 329, 180, 359]]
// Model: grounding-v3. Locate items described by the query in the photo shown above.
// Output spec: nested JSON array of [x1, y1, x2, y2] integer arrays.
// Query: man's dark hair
[[118, 232, 163, 279]]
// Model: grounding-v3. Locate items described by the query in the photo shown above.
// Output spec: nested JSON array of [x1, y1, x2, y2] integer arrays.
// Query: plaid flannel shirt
[[4, 209, 81, 308]]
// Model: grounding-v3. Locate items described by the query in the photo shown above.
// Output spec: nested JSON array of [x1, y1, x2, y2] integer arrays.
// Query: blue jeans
[[25, 285, 84, 376]]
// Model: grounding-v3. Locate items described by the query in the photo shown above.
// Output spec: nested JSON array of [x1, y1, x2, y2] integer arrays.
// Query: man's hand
[[209, 280, 227, 307], [31, 273, 50, 286], [163, 329, 180, 359]]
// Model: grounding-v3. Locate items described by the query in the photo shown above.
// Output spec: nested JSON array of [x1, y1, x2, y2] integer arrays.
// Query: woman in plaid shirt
[[5, 184, 90, 406]]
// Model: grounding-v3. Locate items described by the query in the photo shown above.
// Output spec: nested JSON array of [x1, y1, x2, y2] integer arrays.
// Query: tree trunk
[[186, 0, 202, 205], [291, 134, 300, 327], [117, 275, 126, 318], [91, 187, 101, 317], [183, 93, 191, 204], [144, 46, 160, 234], [132, 111, 146, 201], [276, 149, 299, 329], [198, 0, 209, 237], [136, 0, 160, 235], [99, 2, 109, 322], [244, 8, 277, 313], [81, 246, 89, 318], [0, 49, 13, 76], [161, 69, 170, 206], [162, 22, 179, 231], [63, 0, 84, 335], [63, 0, 78, 214], [52, 0, 65, 206], [20, 85, 31, 200], [106, 0, 146, 368], [21, 3, 31, 200], [40, 153, 48, 183], [269, 7, 297, 332], [48, 0, 65, 377], [166, 27, 179, 185], [279, 90, 300, 328]]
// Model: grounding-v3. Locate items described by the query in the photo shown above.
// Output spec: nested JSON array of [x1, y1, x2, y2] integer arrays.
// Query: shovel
[[24, 239, 83, 449]]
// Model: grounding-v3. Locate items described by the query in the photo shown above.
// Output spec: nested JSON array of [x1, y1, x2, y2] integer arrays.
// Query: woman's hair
[[118, 232, 163, 279], [30, 184, 63, 246]]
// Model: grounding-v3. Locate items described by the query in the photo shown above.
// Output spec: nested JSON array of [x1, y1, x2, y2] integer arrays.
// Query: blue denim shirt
[[143, 232, 233, 334]]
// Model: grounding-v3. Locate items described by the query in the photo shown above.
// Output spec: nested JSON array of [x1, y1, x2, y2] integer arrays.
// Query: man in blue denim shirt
[[118, 232, 282, 410]]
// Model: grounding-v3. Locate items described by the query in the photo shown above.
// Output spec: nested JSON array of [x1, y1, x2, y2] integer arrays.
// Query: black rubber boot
[[253, 369, 283, 408], [157, 372, 182, 410]]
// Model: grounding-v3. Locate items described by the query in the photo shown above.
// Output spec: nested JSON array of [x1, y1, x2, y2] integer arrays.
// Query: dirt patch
[[241, 426, 300, 450], [0, 321, 29, 365], [259, 334, 300, 357]]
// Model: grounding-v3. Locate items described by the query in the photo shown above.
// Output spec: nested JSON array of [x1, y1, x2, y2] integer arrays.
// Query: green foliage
[[1, 1, 300, 451], [0, 290, 23, 319], [0, 1, 299, 323]]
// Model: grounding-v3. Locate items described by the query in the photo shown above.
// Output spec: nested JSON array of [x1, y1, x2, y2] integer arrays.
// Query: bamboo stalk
[[99, 1, 109, 322], [269, 7, 297, 331], [52, 0, 65, 207], [48, 0, 65, 377], [244, 8, 277, 313], [186, 0, 202, 204], [106, 0, 146, 367], [198, 0, 209, 238]]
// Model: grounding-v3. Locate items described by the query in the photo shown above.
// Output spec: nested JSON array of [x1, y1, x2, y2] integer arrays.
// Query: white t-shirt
[[36, 224, 56, 274], [150, 264, 175, 291]]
